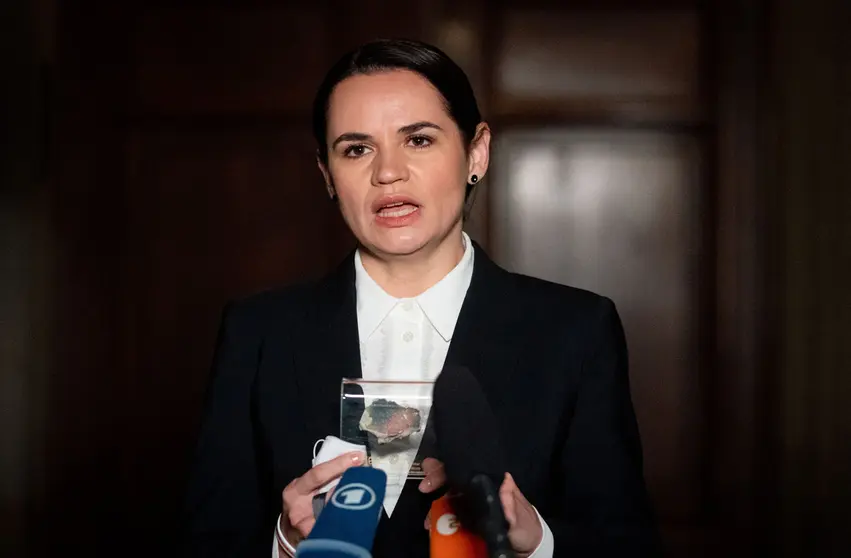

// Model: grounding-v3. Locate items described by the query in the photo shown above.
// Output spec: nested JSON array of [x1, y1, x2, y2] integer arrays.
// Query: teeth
[[379, 205, 418, 218]]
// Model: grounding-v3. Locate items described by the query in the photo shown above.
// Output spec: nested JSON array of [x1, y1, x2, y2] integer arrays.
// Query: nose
[[371, 148, 408, 187]]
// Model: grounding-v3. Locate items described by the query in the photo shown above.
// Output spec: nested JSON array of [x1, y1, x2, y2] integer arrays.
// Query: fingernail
[[418, 478, 431, 492], [351, 453, 363, 463]]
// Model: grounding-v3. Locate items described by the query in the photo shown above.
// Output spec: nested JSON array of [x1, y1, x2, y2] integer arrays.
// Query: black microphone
[[432, 365, 515, 558]]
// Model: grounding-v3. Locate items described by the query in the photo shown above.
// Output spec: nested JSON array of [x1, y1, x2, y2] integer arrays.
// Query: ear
[[467, 122, 491, 182], [316, 151, 335, 199]]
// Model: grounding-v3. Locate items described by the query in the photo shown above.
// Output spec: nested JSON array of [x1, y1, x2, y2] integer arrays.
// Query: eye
[[343, 144, 371, 158], [407, 135, 433, 149]]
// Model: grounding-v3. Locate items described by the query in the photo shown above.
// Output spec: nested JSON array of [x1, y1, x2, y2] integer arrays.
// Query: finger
[[418, 458, 446, 493], [418, 476, 434, 493], [421, 457, 444, 474], [286, 499, 316, 529], [500, 473, 517, 526], [506, 473, 530, 506], [503, 472, 518, 491], [424, 510, 431, 530], [296, 451, 365, 493], [504, 473, 535, 521], [418, 469, 447, 493], [282, 482, 311, 513]]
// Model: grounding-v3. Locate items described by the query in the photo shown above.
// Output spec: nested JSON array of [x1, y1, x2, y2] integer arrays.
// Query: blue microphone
[[295, 466, 387, 558]]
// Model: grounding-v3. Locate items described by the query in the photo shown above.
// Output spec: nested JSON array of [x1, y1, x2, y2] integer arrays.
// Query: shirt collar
[[354, 232, 475, 342]]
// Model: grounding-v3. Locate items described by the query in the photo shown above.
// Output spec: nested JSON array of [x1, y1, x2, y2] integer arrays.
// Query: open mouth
[[376, 201, 420, 218]]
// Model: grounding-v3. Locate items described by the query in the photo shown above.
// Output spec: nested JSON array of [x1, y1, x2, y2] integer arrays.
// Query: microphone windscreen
[[296, 466, 386, 558], [429, 494, 488, 558], [432, 365, 506, 488]]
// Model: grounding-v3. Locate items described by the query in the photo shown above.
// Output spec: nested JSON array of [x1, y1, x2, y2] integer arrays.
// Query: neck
[[359, 227, 466, 298]]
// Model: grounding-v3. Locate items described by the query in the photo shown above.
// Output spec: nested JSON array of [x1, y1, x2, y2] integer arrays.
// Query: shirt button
[[402, 331, 414, 342]]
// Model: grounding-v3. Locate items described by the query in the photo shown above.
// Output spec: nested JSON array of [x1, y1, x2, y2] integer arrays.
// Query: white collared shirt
[[355, 230, 474, 382], [274, 231, 553, 557], [354, 232, 475, 517]]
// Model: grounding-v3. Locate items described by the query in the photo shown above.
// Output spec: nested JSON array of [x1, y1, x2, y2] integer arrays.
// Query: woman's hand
[[279, 451, 365, 543], [419, 462, 543, 557], [500, 472, 543, 557]]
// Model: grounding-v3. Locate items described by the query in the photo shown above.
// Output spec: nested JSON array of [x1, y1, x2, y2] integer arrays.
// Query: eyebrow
[[331, 121, 444, 149]]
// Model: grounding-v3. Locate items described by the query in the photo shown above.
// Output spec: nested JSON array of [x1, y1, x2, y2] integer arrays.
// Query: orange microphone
[[431, 366, 515, 558], [429, 494, 488, 558]]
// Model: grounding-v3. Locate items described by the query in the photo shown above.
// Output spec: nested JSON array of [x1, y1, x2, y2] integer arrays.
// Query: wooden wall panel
[[42, 1, 136, 555], [491, 130, 705, 525], [495, 10, 703, 123], [133, 5, 331, 114], [115, 121, 350, 553], [487, 4, 721, 555], [766, 0, 851, 554], [326, 0, 431, 49]]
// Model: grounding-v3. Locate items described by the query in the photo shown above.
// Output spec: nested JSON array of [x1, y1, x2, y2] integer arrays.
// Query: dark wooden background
[[2, 0, 849, 557]]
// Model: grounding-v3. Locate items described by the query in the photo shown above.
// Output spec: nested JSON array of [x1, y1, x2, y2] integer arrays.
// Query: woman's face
[[320, 69, 489, 258]]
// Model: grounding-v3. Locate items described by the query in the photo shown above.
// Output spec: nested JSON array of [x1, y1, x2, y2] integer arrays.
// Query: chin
[[369, 230, 430, 256]]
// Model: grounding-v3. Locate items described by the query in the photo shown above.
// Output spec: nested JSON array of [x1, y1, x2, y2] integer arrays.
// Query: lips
[[372, 194, 422, 227], [371, 194, 421, 215]]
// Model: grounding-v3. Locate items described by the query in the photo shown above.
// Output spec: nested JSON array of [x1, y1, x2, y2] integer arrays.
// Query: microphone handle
[[468, 474, 516, 558]]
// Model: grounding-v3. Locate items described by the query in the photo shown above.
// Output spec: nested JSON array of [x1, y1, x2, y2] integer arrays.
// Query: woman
[[180, 39, 660, 558]]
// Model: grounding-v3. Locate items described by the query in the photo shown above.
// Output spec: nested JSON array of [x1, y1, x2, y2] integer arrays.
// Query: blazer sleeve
[[548, 297, 662, 557], [177, 302, 275, 557]]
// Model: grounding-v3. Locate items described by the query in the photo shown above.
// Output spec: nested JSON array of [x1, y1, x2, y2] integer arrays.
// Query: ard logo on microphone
[[330, 482, 377, 511]]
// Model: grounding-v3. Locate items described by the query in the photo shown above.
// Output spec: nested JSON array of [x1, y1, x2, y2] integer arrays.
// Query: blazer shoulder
[[218, 279, 324, 335], [216, 252, 355, 342], [475, 246, 611, 317], [503, 271, 624, 358], [506, 269, 617, 318]]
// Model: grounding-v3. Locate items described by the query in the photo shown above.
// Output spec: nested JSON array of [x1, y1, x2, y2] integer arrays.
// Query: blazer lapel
[[292, 253, 363, 442], [444, 242, 521, 409], [386, 244, 523, 526]]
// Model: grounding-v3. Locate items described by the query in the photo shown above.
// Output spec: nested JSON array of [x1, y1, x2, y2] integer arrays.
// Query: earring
[[470, 174, 479, 184]]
